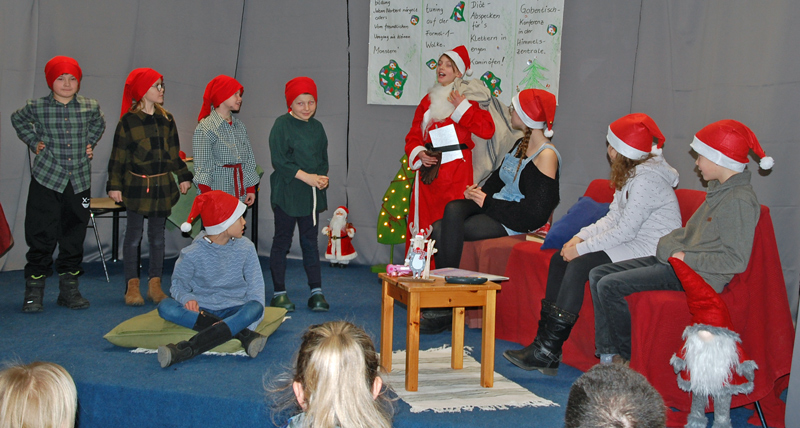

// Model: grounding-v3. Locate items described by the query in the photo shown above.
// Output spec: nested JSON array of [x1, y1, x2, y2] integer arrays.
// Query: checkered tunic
[[192, 110, 259, 202], [11, 93, 106, 193], [106, 109, 192, 217]]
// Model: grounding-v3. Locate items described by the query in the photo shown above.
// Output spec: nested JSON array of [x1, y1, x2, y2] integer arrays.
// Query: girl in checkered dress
[[107, 68, 193, 306]]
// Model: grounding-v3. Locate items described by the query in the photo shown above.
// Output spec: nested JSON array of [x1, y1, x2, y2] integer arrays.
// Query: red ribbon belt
[[222, 163, 245, 198]]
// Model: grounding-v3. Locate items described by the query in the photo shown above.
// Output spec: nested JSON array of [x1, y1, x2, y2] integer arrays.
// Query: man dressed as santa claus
[[404, 45, 495, 251], [322, 206, 357, 267], [668, 257, 757, 428]]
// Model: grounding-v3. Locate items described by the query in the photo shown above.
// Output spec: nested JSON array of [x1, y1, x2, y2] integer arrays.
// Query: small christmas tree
[[519, 58, 549, 90], [376, 154, 415, 264]]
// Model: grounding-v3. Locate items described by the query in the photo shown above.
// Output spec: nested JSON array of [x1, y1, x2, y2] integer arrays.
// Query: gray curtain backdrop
[[1, 1, 798, 321]]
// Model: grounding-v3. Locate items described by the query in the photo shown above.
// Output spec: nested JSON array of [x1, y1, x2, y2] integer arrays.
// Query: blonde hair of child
[[291, 321, 392, 428], [0, 361, 77, 428], [129, 99, 171, 120], [608, 142, 654, 191]]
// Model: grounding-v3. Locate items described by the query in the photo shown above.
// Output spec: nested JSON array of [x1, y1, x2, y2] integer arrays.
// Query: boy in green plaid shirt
[[10, 56, 106, 313]]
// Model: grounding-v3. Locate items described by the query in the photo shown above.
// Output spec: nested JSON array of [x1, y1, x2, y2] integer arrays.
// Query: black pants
[[544, 250, 612, 314], [269, 205, 321, 293], [24, 178, 90, 278], [430, 199, 508, 268]]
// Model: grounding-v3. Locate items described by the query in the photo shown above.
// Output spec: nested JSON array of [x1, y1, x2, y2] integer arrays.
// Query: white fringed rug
[[384, 346, 557, 413]]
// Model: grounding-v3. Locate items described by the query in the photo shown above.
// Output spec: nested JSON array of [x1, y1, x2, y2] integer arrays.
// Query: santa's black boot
[[192, 311, 267, 358], [503, 305, 577, 375], [158, 321, 232, 368]]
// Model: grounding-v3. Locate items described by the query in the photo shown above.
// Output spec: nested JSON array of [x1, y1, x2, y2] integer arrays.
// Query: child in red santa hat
[[107, 68, 193, 306], [404, 45, 495, 252], [156, 190, 267, 368], [590, 120, 773, 365], [193, 75, 259, 206], [268, 77, 330, 312]]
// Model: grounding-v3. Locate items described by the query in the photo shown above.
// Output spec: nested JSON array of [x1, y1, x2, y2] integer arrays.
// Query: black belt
[[424, 143, 468, 153]]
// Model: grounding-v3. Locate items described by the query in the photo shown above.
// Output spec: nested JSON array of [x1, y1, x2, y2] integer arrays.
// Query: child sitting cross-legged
[[156, 190, 267, 368]]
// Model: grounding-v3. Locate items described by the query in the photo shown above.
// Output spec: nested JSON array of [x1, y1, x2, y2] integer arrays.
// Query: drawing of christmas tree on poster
[[519, 58, 549, 89], [375, 154, 415, 265]]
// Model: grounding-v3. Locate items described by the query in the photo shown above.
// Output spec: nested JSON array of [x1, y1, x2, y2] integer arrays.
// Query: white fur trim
[[759, 156, 774, 170], [409, 145, 426, 170], [607, 126, 649, 160], [181, 222, 192, 233], [450, 99, 470, 123], [443, 50, 466, 78], [690, 137, 746, 172], [204, 201, 247, 235], [511, 94, 544, 129]]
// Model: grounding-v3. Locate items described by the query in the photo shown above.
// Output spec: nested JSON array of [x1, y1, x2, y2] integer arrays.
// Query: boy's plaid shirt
[[11, 93, 106, 193]]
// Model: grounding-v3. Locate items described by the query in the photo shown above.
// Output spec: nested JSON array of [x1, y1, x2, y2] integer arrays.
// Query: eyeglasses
[[152, 83, 165, 91]]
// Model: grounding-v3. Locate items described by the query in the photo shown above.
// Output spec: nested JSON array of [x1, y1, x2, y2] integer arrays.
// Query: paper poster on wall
[[368, 0, 564, 106]]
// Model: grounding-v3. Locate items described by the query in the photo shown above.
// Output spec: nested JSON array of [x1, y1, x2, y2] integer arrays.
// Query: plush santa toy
[[321, 206, 357, 267], [668, 257, 757, 428]]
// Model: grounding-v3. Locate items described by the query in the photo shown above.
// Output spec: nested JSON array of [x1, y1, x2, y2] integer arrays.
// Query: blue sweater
[[170, 233, 266, 327]]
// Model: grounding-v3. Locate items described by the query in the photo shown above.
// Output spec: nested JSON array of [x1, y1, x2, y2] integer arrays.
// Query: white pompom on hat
[[181, 190, 247, 235], [690, 119, 773, 172], [443, 45, 472, 77], [512, 89, 557, 137], [607, 113, 666, 161]]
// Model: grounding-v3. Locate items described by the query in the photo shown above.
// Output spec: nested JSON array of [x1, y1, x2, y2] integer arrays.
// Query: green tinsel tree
[[376, 154, 415, 264]]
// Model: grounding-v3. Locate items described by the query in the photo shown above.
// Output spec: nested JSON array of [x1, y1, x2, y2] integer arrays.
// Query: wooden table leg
[[481, 290, 497, 388], [451, 307, 465, 369], [405, 292, 421, 391], [380, 279, 394, 373]]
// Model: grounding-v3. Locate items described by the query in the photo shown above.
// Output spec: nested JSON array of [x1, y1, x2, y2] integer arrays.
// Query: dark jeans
[[24, 178, 90, 278], [545, 250, 612, 315], [157, 298, 263, 334], [589, 256, 682, 359], [430, 199, 508, 268], [123, 210, 166, 281], [269, 205, 321, 293]]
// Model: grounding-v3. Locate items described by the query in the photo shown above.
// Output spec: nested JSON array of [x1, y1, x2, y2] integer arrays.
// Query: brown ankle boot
[[125, 278, 144, 306], [147, 277, 168, 304]]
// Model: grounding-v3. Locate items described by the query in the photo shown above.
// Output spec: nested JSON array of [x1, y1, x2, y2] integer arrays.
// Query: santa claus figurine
[[322, 206, 357, 267], [668, 257, 757, 428]]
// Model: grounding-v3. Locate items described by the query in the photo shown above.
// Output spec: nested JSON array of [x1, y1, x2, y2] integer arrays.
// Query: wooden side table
[[379, 273, 501, 391]]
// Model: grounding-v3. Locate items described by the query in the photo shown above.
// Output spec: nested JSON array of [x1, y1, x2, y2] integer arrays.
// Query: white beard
[[329, 213, 347, 236], [683, 329, 739, 396], [427, 83, 456, 122]]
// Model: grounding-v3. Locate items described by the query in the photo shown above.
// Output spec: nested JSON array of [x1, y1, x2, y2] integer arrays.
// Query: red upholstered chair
[[627, 204, 793, 427], [494, 179, 615, 370]]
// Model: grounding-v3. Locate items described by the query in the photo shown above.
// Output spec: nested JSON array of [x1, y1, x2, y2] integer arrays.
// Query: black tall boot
[[158, 321, 233, 368], [23, 276, 46, 313], [57, 273, 90, 309], [503, 305, 578, 376], [193, 311, 268, 358]]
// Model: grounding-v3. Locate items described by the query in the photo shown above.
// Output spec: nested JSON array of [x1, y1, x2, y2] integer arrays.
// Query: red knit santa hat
[[512, 89, 557, 137], [690, 119, 773, 172], [198, 75, 244, 122], [607, 113, 666, 161], [668, 257, 735, 330], [181, 190, 246, 235], [285, 77, 318, 112], [443, 45, 472, 77], [45, 56, 82, 89], [120, 68, 162, 119]]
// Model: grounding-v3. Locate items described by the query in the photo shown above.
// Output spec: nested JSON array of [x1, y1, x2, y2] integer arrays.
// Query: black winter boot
[[23, 275, 46, 313], [57, 273, 90, 309], [192, 311, 268, 358], [503, 305, 578, 376], [158, 321, 233, 368], [419, 308, 452, 334]]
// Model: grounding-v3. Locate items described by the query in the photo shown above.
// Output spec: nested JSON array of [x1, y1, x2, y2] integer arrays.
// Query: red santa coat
[[325, 223, 357, 261], [404, 95, 495, 248]]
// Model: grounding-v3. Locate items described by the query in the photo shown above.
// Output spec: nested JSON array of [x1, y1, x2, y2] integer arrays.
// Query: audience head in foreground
[[272, 321, 393, 428], [565, 364, 666, 428], [0, 361, 77, 428]]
